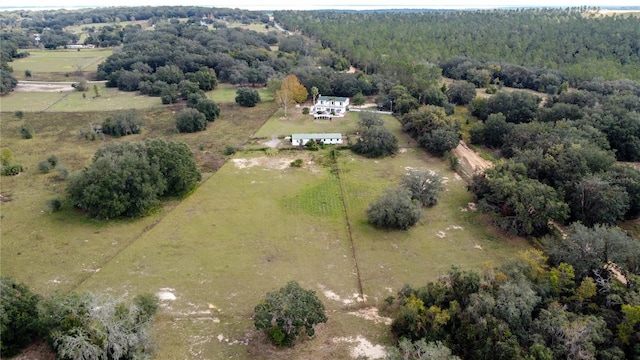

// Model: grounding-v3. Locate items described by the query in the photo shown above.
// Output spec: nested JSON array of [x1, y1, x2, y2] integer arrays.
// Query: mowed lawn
[[207, 83, 274, 104], [255, 108, 360, 138], [10, 48, 113, 79]]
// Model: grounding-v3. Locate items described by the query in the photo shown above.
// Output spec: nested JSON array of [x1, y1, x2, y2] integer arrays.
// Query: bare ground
[[451, 141, 493, 180], [14, 82, 76, 92]]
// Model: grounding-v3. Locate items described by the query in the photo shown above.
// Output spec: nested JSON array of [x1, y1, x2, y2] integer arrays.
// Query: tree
[[276, 74, 308, 117], [420, 127, 460, 157], [254, 281, 327, 346], [0, 277, 41, 357], [486, 91, 540, 124], [235, 87, 261, 107], [192, 98, 220, 122], [385, 339, 461, 360], [402, 170, 444, 207], [67, 142, 166, 219], [544, 223, 640, 279], [102, 110, 142, 137], [176, 108, 207, 133], [446, 81, 477, 105], [367, 188, 422, 230], [352, 92, 366, 106], [358, 111, 384, 129], [568, 175, 629, 227], [186, 66, 218, 91], [483, 113, 512, 148], [472, 162, 569, 236], [145, 139, 201, 197], [352, 125, 399, 158], [40, 292, 159, 360], [310, 86, 319, 105]]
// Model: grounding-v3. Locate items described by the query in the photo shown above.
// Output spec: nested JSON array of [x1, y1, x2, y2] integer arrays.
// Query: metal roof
[[317, 96, 349, 102], [292, 133, 342, 139]]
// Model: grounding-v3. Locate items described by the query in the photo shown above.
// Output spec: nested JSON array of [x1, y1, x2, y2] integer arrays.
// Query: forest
[[1, 5, 640, 360]]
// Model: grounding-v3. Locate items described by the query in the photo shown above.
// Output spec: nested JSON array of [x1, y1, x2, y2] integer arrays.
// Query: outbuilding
[[291, 133, 343, 146]]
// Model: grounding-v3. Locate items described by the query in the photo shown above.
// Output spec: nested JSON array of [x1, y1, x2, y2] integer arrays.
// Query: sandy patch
[[333, 335, 387, 359], [348, 307, 392, 325], [157, 288, 176, 301], [436, 231, 446, 238], [451, 141, 493, 179], [15, 82, 76, 92], [263, 136, 281, 148], [231, 157, 294, 170], [319, 284, 365, 305], [474, 244, 484, 250]]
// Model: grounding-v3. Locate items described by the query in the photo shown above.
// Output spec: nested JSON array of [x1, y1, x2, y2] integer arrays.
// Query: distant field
[[0, 85, 160, 112], [10, 48, 113, 80]]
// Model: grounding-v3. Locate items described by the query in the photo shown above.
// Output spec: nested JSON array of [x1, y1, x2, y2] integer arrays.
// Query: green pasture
[[255, 109, 361, 138], [10, 48, 113, 79], [208, 83, 274, 104], [1, 99, 530, 358], [0, 86, 160, 112]]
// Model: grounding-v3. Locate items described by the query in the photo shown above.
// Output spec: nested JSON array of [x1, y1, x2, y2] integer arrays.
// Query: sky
[[9, 0, 640, 10]]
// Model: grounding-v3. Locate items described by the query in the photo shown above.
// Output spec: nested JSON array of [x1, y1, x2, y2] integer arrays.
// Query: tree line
[[275, 8, 640, 82]]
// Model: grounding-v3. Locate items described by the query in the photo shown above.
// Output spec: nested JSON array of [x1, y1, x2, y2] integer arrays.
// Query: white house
[[291, 133, 343, 146], [312, 96, 349, 117]]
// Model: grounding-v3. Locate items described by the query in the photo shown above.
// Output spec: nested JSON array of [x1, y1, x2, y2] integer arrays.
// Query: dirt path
[[14, 80, 107, 93], [451, 141, 493, 180]]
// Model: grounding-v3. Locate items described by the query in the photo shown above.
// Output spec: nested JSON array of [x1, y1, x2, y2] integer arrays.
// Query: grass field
[[10, 48, 113, 80], [0, 85, 160, 112], [1, 94, 531, 358], [208, 83, 274, 104]]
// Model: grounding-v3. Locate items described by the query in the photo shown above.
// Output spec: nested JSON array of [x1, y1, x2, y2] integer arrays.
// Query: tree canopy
[[254, 281, 327, 347], [67, 141, 200, 219]]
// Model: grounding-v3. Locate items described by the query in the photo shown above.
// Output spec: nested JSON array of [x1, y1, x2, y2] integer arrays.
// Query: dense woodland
[[275, 8, 640, 82], [1, 6, 640, 359]]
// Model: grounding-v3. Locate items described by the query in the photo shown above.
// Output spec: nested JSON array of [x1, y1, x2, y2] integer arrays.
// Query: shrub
[[176, 108, 207, 133], [0, 277, 41, 357], [224, 145, 237, 156], [305, 139, 319, 151], [14, 110, 24, 119], [254, 281, 327, 346], [1, 147, 13, 166], [56, 165, 69, 180], [47, 197, 62, 213], [265, 148, 279, 156], [290, 158, 304, 167], [302, 107, 310, 115], [1, 164, 23, 176], [367, 188, 422, 230], [47, 155, 58, 167], [38, 160, 52, 173], [19, 124, 33, 139]]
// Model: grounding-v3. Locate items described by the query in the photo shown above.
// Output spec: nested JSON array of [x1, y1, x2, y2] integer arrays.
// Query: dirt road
[[451, 141, 493, 180]]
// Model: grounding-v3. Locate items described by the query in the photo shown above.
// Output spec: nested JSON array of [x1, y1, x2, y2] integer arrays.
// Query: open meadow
[[9, 48, 113, 81], [1, 83, 530, 358]]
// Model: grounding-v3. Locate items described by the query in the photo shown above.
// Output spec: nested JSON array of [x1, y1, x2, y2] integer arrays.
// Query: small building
[[312, 96, 349, 117], [291, 133, 343, 146]]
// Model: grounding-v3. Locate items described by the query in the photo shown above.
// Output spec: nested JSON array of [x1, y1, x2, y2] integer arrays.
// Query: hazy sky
[[14, 0, 640, 10]]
